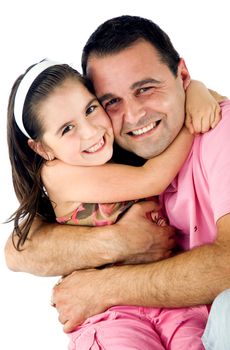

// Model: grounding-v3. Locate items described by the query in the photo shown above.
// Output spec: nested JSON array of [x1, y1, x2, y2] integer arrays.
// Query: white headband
[[14, 59, 61, 138]]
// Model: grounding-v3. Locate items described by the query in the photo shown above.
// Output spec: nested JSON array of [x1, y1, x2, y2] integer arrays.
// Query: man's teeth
[[132, 122, 157, 136], [86, 138, 104, 153]]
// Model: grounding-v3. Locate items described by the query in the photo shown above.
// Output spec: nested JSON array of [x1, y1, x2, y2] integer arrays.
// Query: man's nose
[[123, 98, 146, 123]]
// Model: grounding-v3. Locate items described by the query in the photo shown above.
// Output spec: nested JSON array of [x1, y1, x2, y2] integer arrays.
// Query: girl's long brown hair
[[7, 63, 86, 250]]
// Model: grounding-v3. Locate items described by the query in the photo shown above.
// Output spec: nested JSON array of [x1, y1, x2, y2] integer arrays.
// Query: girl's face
[[37, 79, 114, 166]]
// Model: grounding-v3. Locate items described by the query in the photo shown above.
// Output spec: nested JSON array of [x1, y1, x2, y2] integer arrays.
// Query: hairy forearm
[[103, 242, 230, 308], [4, 218, 120, 277], [4, 202, 174, 278], [52, 239, 230, 332]]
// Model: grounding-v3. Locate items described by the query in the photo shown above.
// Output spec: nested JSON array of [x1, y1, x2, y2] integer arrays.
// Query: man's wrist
[[100, 264, 141, 308], [91, 225, 124, 266], [104, 223, 134, 263]]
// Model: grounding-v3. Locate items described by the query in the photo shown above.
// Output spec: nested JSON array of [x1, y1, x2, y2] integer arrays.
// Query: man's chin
[[132, 147, 164, 159], [114, 138, 168, 161]]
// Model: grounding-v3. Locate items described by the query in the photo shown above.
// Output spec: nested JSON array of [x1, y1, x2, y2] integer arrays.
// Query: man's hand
[[51, 201, 176, 333], [5, 201, 175, 276], [52, 269, 112, 333], [53, 214, 230, 334], [114, 200, 176, 264]]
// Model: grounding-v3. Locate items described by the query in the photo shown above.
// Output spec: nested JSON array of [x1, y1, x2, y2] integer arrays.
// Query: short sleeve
[[201, 101, 230, 222]]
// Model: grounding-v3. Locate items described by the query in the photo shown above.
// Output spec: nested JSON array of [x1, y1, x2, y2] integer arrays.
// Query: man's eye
[[62, 125, 74, 135], [86, 105, 97, 116], [104, 98, 119, 109], [138, 87, 153, 95]]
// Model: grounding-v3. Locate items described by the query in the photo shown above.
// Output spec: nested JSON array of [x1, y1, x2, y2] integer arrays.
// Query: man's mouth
[[84, 137, 105, 153], [128, 121, 161, 136]]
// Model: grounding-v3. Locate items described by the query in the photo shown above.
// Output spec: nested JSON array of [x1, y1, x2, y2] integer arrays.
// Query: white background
[[0, 0, 229, 349]]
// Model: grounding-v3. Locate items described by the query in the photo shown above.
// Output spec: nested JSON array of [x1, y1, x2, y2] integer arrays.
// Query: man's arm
[[4, 201, 175, 276], [5, 217, 119, 276], [53, 213, 230, 333]]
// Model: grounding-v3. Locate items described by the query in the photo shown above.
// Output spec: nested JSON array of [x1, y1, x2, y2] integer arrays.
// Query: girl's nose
[[79, 119, 99, 139]]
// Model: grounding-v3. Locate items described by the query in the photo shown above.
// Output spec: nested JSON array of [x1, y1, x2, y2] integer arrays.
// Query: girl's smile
[[83, 136, 105, 153]]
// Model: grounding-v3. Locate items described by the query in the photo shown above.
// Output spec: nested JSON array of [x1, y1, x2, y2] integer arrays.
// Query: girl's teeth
[[86, 138, 104, 153], [132, 122, 156, 136]]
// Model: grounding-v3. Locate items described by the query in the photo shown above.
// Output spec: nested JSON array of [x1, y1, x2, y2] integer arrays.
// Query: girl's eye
[[86, 105, 97, 116], [62, 125, 74, 135]]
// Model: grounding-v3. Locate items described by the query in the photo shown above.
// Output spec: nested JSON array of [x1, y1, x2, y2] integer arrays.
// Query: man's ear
[[27, 139, 54, 160], [178, 58, 191, 90]]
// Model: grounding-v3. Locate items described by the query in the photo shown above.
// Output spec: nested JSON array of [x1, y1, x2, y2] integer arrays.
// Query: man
[[5, 15, 230, 345]]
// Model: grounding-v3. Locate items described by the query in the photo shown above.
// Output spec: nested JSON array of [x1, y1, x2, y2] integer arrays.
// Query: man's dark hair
[[82, 15, 180, 77]]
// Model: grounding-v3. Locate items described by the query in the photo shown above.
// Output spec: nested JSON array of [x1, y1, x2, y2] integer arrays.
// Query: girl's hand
[[185, 80, 226, 134]]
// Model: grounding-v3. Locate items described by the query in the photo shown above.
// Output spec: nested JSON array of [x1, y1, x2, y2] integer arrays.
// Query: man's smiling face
[[87, 40, 190, 159]]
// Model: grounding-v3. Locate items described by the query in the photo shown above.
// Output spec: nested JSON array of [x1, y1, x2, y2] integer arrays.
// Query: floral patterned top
[[56, 201, 136, 226]]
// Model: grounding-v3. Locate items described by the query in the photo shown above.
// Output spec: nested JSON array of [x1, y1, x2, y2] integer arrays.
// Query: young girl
[[7, 59, 225, 349]]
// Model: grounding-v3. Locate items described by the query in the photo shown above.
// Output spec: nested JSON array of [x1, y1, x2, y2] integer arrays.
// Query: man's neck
[[112, 143, 146, 166]]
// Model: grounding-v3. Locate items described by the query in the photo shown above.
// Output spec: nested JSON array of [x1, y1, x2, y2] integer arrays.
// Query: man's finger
[[133, 200, 161, 214], [211, 105, 222, 129], [63, 319, 80, 333]]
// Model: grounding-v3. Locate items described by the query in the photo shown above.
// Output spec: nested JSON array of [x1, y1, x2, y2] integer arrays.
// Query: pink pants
[[68, 305, 208, 349]]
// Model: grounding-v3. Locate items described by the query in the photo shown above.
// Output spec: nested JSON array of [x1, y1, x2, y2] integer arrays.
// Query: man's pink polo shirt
[[161, 100, 230, 250]]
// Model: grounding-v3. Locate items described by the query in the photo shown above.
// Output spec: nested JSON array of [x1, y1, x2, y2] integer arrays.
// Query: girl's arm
[[43, 127, 193, 204], [185, 80, 227, 134]]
